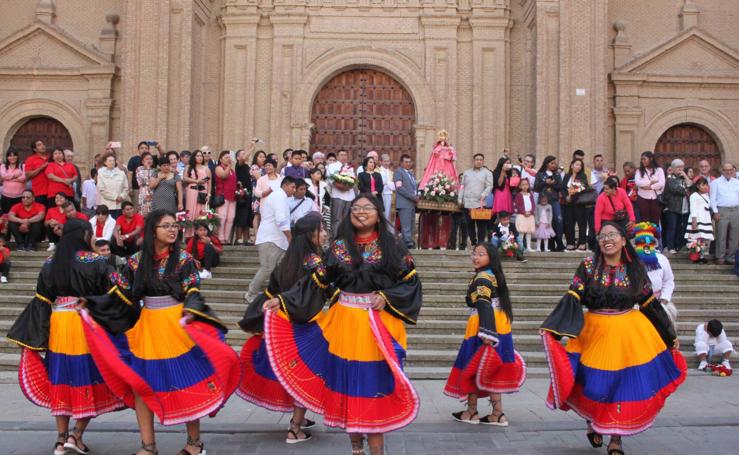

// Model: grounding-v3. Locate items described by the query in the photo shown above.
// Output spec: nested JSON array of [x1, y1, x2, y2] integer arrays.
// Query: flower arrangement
[[687, 240, 702, 262], [178, 208, 221, 231], [421, 172, 458, 203], [330, 165, 356, 192], [498, 237, 520, 258], [570, 180, 586, 194]]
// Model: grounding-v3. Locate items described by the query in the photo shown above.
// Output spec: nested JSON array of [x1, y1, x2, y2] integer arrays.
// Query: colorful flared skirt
[[444, 311, 526, 399], [237, 334, 295, 412], [81, 295, 240, 425], [264, 291, 420, 433], [542, 309, 687, 436], [19, 298, 124, 418]]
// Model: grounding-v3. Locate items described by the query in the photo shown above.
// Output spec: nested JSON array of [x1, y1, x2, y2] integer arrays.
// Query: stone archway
[[655, 123, 722, 171], [8, 116, 73, 162], [310, 68, 416, 166]]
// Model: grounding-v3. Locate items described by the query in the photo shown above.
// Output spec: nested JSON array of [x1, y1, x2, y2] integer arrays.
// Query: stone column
[[218, 1, 260, 150], [530, 0, 561, 159], [82, 69, 115, 171]]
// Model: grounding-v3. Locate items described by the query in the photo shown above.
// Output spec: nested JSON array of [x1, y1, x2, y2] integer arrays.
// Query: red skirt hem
[[237, 336, 295, 413]]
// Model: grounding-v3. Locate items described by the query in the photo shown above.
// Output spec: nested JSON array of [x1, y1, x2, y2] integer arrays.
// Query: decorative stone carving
[[680, 0, 699, 31], [35, 0, 55, 24], [99, 13, 119, 58]]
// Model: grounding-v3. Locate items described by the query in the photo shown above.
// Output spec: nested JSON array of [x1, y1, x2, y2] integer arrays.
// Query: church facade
[[1, 0, 738, 174]]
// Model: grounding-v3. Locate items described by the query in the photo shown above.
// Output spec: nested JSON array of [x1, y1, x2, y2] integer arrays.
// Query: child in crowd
[[534, 194, 554, 252], [491, 211, 526, 262], [513, 179, 536, 252], [0, 237, 10, 283], [185, 221, 223, 280], [684, 177, 713, 264], [695, 319, 733, 371], [509, 168, 522, 198]]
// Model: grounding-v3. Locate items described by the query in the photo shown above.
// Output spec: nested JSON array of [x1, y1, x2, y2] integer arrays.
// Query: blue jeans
[[550, 200, 565, 250], [663, 211, 688, 250]]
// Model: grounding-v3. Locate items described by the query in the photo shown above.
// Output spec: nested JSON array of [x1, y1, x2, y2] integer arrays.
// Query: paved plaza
[[0, 375, 737, 454]]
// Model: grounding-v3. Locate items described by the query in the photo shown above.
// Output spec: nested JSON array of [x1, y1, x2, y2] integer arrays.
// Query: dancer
[[262, 194, 422, 455], [7, 219, 132, 455], [444, 242, 526, 426], [81, 210, 240, 455], [540, 221, 686, 455], [237, 213, 328, 443]]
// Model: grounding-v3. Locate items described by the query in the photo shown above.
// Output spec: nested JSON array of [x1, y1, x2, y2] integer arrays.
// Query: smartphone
[[109, 141, 122, 149], [253, 138, 263, 144], [147, 140, 158, 146]]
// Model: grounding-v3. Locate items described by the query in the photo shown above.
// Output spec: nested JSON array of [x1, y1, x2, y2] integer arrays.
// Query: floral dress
[[136, 167, 156, 217]]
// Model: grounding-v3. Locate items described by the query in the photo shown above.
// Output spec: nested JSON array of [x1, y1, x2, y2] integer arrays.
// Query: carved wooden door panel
[[310, 68, 416, 166], [655, 124, 721, 171], [9, 117, 73, 162]]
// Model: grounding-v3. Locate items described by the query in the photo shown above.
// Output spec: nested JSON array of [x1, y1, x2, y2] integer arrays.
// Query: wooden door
[[310, 68, 416, 166], [655, 124, 721, 171], [9, 117, 73, 162]]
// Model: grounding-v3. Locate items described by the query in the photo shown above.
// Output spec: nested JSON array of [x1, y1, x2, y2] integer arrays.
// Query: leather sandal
[[177, 437, 205, 455], [608, 437, 624, 455], [64, 427, 90, 455], [285, 428, 312, 444], [451, 409, 479, 424], [479, 412, 508, 426], [586, 431, 603, 448], [54, 432, 69, 455], [301, 418, 316, 429], [351, 436, 366, 455]]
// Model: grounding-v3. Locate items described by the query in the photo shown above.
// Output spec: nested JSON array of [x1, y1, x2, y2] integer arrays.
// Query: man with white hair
[[695, 159, 716, 184], [710, 162, 739, 264], [357, 150, 379, 175], [312, 151, 325, 165], [662, 158, 692, 253]]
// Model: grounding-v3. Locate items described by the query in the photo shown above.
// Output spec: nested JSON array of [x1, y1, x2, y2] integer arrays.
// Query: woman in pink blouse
[[634, 151, 665, 225], [1, 151, 27, 214], [215, 150, 238, 242]]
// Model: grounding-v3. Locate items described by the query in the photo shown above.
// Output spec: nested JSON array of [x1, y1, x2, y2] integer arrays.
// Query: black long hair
[[538, 155, 557, 174], [493, 157, 511, 190], [475, 242, 513, 322], [187, 150, 204, 178], [49, 219, 94, 295], [335, 193, 407, 278], [274, 212, 323, 290], [638, 151, 658, 178], [4, 149, 20, 168], [133, 210, 181, 298], [591, 221, 649, 302]]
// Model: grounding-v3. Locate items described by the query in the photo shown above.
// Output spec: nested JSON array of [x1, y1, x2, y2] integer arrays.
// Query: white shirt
[[380, 166, 395, 195], [89, 216, 116, 241], [288, 196, 317, 225], [256, 187, 291, 250], [326, 161, 355, 202], [81, 179, 97, 209], [709, 176, 739, 211], [647, 253, 675, 302], [695, 324, 731, 349]]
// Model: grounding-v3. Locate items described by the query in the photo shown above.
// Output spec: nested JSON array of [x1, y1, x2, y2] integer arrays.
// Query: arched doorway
[[8, 116, 73, 162], [310, 68, 416, 165], [655, 123, 721, 171]]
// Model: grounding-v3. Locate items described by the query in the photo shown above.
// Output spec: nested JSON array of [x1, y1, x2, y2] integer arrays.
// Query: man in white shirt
[[710, 163, 739, 264], [695, 319, 733, 371], [81, 168, 98, 217], [326, 149, 356, 237], [288, 179, 317, 226], [243, 176, 297, 303], [379, 153, 395, 221]]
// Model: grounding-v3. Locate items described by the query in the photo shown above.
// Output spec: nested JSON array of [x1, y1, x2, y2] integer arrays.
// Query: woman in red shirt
[[595, 177, 635, 233], [43, 193, 69, 250], [185, 222, 223, 280], [45, 148, 77, 200]]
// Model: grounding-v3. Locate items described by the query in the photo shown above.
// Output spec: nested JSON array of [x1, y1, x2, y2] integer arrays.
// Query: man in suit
[[394, 154, 418, 249]]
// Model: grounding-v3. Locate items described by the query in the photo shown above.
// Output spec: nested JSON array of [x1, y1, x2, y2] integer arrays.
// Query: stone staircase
[[1, 247, 738, 379]]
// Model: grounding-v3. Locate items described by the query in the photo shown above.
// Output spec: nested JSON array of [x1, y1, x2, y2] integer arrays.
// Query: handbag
[[470, 198, 492, 220], [197, 192, 208, 205], [607, 196, 628, 222], [210, 194, 225, 208], [574, 188, 597, 206]]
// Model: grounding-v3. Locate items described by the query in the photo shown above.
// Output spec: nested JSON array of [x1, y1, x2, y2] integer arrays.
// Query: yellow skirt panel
[[315, 303, 407, 362], [565, 310, 668, 371], [125, 304, 196, 360], [49, 311, 90, 356]]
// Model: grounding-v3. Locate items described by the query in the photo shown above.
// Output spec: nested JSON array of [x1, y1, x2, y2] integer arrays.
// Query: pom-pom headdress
[[632, 222, 661, 271]]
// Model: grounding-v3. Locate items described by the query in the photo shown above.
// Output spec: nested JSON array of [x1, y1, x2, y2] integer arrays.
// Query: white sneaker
[[199, 269, 212, 280], [722, 360, 732, 370], [698, 360, 708, 371], [46, 243, 55, 252], [0, 276, 6, 283]]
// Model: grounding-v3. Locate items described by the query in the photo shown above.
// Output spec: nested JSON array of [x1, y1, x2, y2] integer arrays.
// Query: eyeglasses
[[350, 205, 377, 213], [155, 223, 179, 231], [596, 232, 620, 242]]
